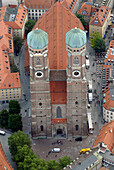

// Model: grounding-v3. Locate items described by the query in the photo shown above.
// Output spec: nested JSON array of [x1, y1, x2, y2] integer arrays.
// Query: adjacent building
[[3, 4, 28, 39], [77, 1, 93, 24], [89, 6, 111, 38], [24, 0, 55, 21], [0, 143, 14, 170], [61, 0, 81, 13], [102, 40, 114, 123], [27, 2, 88, 139], [0, 4, 27, 102]]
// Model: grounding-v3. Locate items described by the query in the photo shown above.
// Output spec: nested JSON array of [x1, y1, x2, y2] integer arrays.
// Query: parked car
[[0, 130, 6, 136], [75, 137, 82, 141]]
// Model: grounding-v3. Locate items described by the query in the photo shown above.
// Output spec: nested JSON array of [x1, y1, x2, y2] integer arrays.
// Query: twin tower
[[27, 27, 88, 139]]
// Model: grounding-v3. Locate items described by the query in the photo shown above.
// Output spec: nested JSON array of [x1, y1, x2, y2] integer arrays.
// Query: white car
[[0, 130, 6, 135]]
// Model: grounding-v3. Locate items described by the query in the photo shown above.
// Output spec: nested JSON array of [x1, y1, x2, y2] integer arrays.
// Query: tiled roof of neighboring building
[[102, 40, 114, 111], [0, 4, 22, 90], [3, 4, 27, 29], [77, 2, 92, 16], [24, 0, 55, 9], [93, 120, 114, 153], [0, 143, 14, 170], [33, 1, 84, 70], [89, 6, 110, 26], [61, 0, 78, 11]]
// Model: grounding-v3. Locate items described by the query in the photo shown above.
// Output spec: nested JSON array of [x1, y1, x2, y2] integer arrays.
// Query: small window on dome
[[73, 56, 79, 65], [36, 58, 41, 65]]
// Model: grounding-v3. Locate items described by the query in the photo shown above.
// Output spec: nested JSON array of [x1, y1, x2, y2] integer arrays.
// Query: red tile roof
[[0, 143, 14, 170], [89, 6, 110, 26], [61, 0, 78, 11], [0, 5, 23, 90], [93, 120, 114, 153], [77, 2, 92, 16], [4, 4, 27, 29], [24, 0, 55, 9], [33, 1, 84, 70], [102, 40, 114, 110]]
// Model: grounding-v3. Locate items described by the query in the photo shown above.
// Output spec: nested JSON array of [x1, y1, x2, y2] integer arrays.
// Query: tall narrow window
[[36, 58, 41, 65], [75, 125, 79, 131], [73, 56, 79, 65], [40, 125, 43, 131], [56, 106, 62, 118]]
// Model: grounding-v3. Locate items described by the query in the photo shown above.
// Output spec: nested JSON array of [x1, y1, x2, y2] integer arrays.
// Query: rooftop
[[102, 40, 114, 111], [33, 1, 84, 70], [77, 2, 93, 16], [93, 120, 114, 153], [89, 6, 110, 26], [0, 143, 14, 170], [24, 0, 55, 9], [0, 5, 23, 90]]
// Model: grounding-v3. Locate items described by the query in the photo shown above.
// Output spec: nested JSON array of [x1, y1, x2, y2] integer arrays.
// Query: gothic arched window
[[36, 58, 41, 65], [73, 56, 79, 65], [40, 125, 43, 131], [75, 125, 79, 131], [56, 106, 62, 118]]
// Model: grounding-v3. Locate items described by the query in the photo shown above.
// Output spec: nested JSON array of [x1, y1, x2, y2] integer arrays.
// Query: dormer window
[[8, 27, 11, 34]]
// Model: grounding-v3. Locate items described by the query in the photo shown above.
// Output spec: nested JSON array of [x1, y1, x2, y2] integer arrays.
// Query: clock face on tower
[[35, 71, 43, 78], [72, 70, 80, 77]]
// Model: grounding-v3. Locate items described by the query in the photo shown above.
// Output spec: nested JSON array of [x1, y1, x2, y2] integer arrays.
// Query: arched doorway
[[57, 129, 63, 135]]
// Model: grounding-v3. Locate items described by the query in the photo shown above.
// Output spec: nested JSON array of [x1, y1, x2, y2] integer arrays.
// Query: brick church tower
[[27, 28, 52, 138], [66, 28, 88, 138], [27, 2, 88, 139]]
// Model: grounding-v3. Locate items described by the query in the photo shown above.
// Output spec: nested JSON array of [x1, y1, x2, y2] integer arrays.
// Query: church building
[[27, 2, 88, 139]]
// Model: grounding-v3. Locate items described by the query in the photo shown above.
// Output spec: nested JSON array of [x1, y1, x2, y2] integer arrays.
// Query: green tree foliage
[[18, 157, 48, 170], [13, 36, 23, 56], [25, 19, 36, 35], [8, 131, 72, 170], [48, 159, 60, 170], [59, 156, 71, 169], [76, 14, 87, 27], [8, 130, 32, 156], [90, 33, 106, 52], [14, 145, 37, 164], [11, 64, 20, 73], [8, 114, 22, 131], [0, 109, 9, 127], [9, 100, 21, 114]]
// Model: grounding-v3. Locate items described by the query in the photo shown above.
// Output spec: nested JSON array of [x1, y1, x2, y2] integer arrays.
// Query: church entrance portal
[[57, 129, 63, 135]]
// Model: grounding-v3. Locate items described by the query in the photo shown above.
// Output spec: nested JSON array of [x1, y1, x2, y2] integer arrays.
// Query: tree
[[18, 157, 48, 170], [0, 109, 9, 127], [13, 145, 37, 164], [59, 156, 71, 169], [76, 14, 87, 27], [8, 130, 32, 156], [8, 114, 22, 131], [13, 36, 23, 56], [11, 64, 20, 73], [9, 100, 21, 114], [48, 160, 60, 170], [25, 19, 36, 35], [90, 33, 106, 52]]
